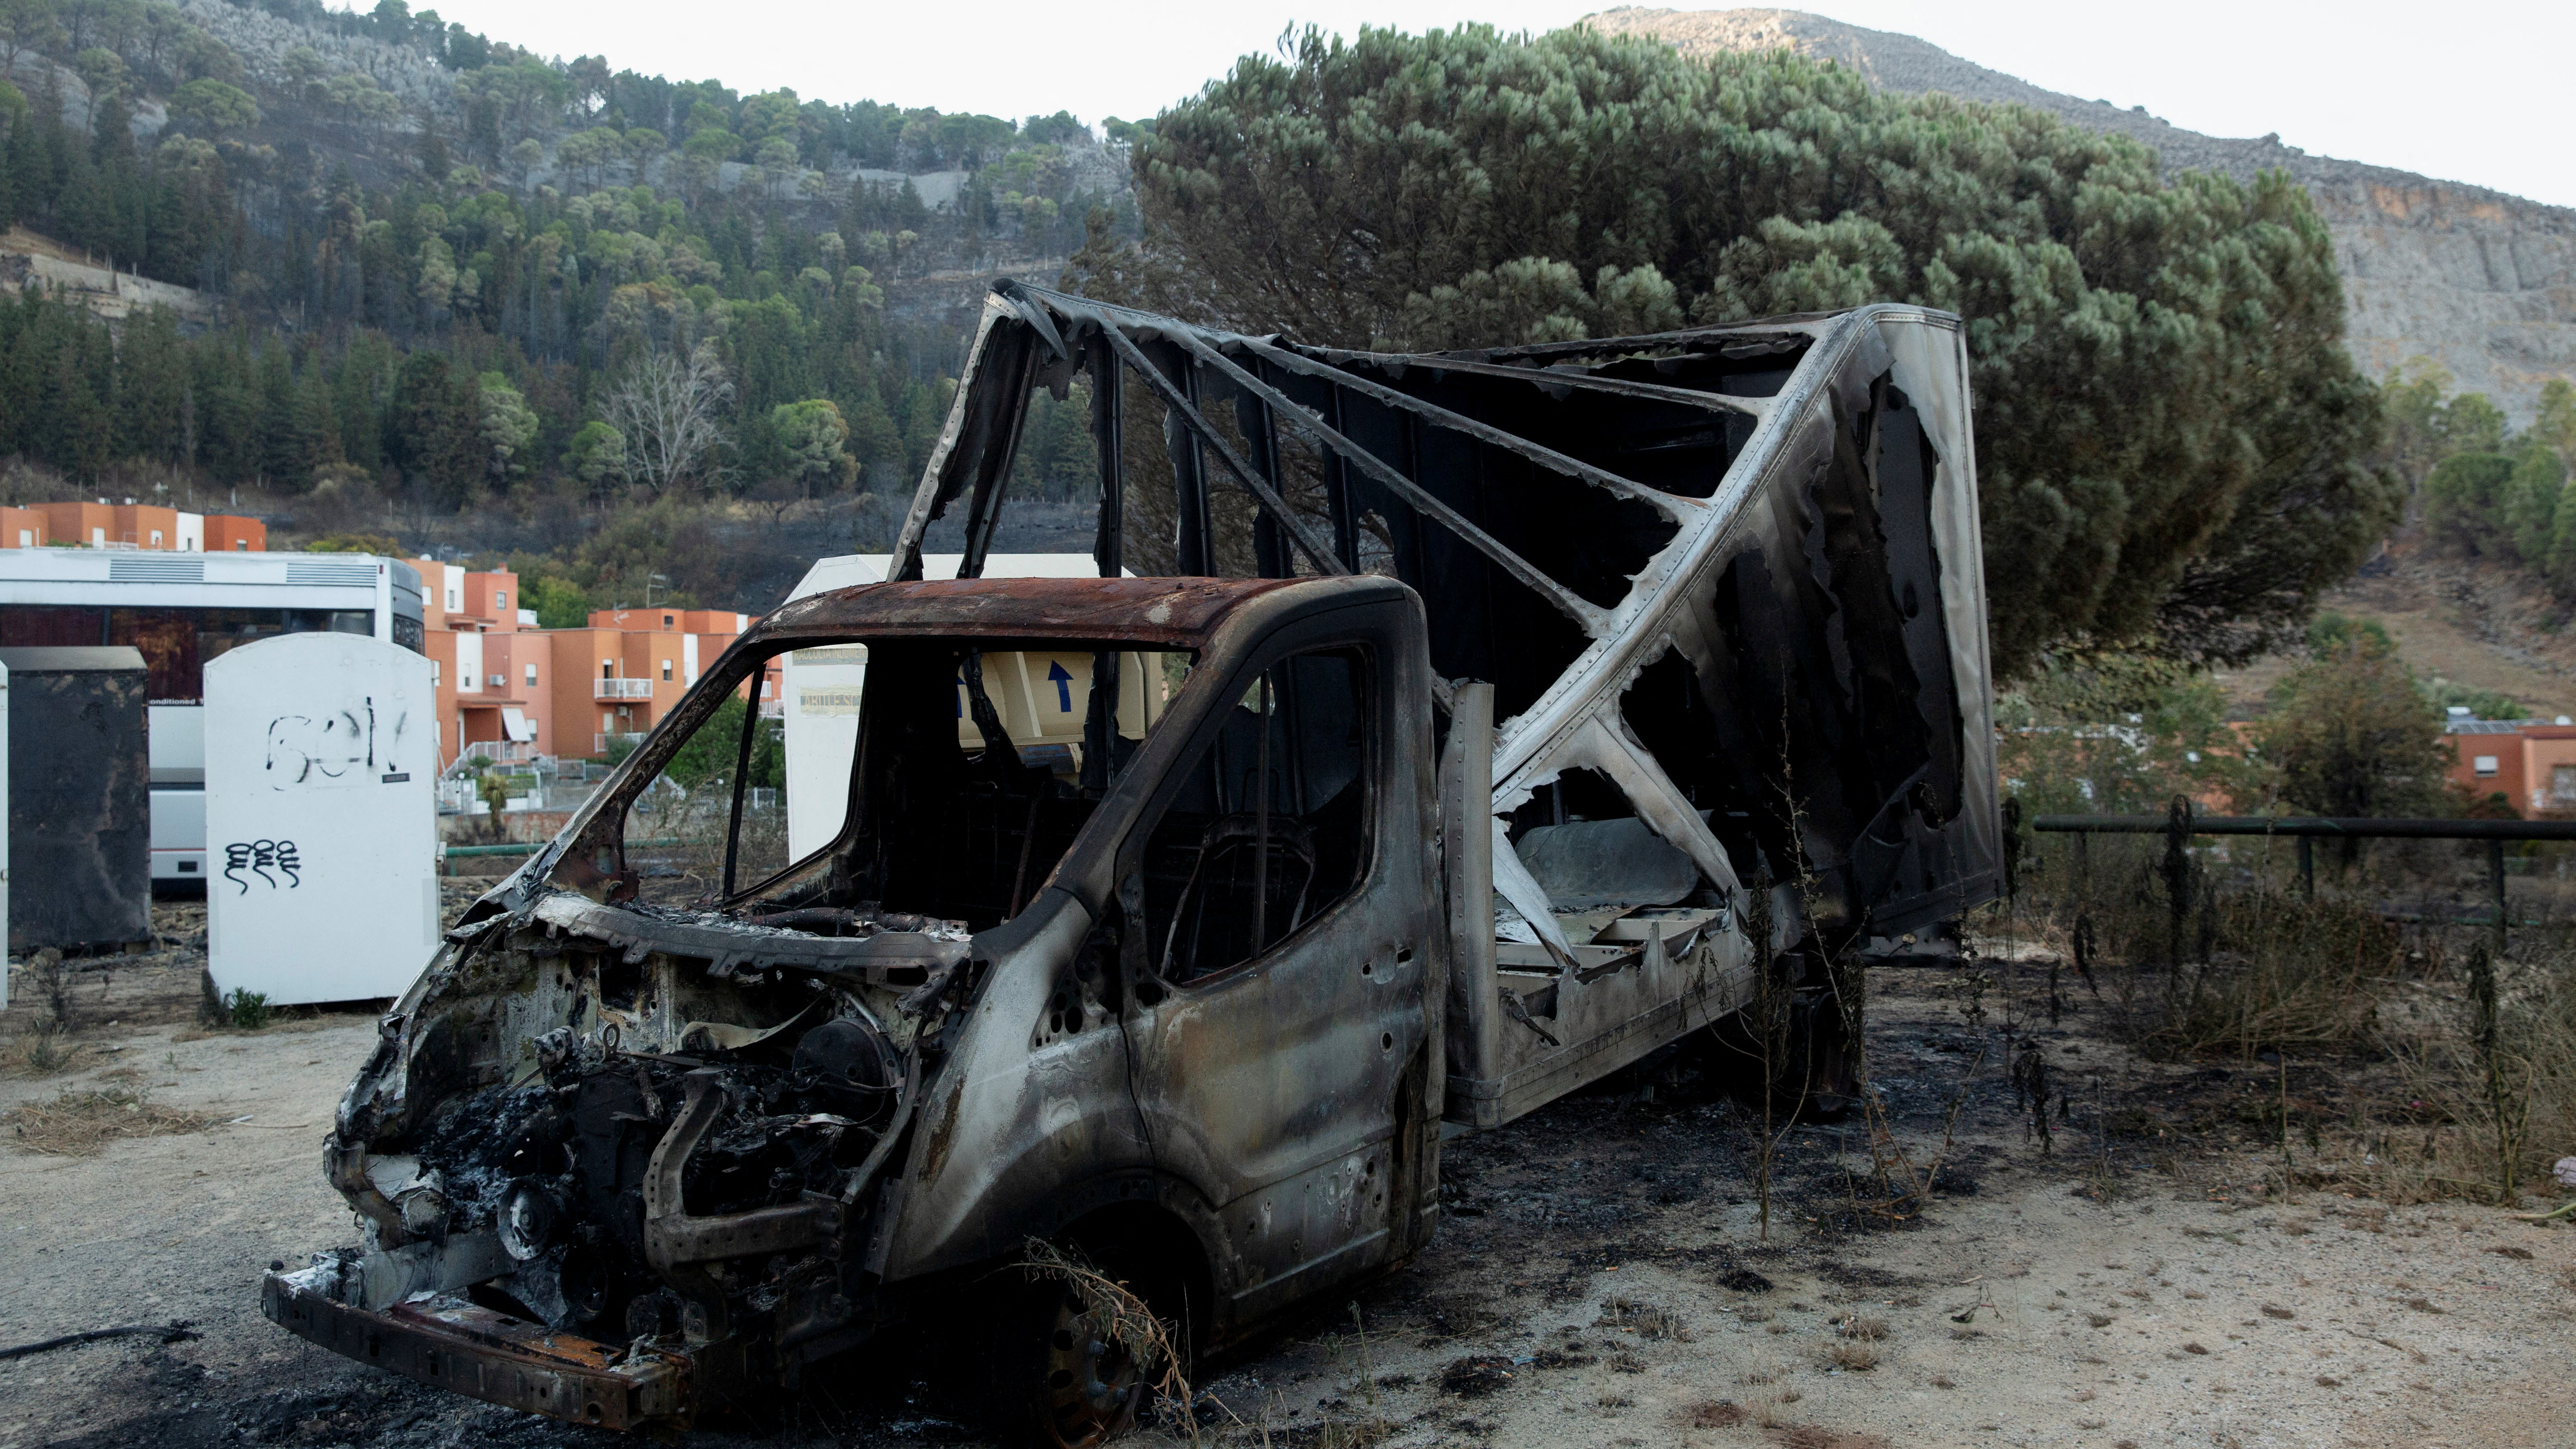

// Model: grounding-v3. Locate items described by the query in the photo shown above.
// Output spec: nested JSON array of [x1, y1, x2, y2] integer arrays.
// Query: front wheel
[[996, 1271, 1147, 1449]]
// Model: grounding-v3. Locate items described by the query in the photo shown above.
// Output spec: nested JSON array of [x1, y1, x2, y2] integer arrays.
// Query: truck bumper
[[260, 1266, 694, 1431]]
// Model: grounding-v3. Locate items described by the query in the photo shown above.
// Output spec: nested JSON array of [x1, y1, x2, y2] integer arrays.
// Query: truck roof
[[755, 574, 1402, 651]]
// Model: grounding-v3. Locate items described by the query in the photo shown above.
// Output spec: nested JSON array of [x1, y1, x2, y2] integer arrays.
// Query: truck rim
[[1039, 1287, 1142, 1449]]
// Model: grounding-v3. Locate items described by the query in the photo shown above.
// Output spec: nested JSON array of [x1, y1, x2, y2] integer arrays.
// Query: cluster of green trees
[[0, 2, 252, 287], [1083, 25, 2397, 677], [2000, 612, 2466, 821], [0, 0, 1129, 511], [292, 0, 1083, 175], [2406, 367, 2576, 591], [0, 277, 967, 506]]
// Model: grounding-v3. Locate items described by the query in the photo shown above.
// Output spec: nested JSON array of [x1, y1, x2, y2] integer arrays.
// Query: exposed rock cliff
[[1586, 7, 2576, 422]]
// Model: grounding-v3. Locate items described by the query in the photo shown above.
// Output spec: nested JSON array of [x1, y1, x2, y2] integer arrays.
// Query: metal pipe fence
[[2032, 809, 2576, 942]]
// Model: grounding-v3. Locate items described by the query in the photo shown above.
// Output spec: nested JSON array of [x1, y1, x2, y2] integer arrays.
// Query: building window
[[663, 614, 674, 628], [661, 660, 673, 681], [149, 529, 163, 546], [15, 530, 29, 547], [234, 540, 247, 551], [496, 591, 509, 610], [447, 590, 460, 609], [431, 661, 442, 685], [2474, 755, 2501, 777], [601, 660, 614, 679], [2555, 765, 2576, 804], [525, 664, 538, 686]]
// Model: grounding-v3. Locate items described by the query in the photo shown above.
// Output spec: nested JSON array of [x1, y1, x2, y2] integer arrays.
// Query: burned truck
[[262, 285, 2000, 1442]]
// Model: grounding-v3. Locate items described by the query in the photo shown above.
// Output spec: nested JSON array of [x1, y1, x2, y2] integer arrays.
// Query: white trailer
[[0, 549, 426, 887]]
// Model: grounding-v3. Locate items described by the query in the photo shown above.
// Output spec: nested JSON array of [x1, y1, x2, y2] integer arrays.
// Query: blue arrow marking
[[1047, 661, 1074, 713]]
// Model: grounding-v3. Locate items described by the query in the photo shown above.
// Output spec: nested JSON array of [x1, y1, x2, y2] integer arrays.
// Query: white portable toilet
[[204, 633, 439, 1006]]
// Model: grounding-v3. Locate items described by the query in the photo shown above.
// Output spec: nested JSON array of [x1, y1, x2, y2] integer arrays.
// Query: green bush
[[225, 988, 271, 1030]]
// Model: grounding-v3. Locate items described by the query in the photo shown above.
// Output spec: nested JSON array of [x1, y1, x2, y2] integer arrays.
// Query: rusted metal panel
[[761, 575, 1301, 647], [262, 1266, 689, 1430]]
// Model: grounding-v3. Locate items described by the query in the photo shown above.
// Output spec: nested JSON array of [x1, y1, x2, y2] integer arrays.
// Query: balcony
[[595, 677, 655, 700], [458, 740, 543, 765]]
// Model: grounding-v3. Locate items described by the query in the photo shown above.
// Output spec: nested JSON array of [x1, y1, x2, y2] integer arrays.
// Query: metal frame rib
[[895, 284, 1962, 923], [1088, 321, 1347, 579]]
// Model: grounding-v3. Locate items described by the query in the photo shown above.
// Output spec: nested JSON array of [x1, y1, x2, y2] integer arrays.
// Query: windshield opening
[[603, 636, 1189, 929]]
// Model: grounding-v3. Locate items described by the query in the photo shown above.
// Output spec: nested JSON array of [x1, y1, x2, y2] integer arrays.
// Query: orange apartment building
[[0, 502, 265, 551], [410, 558, 776, 766], [2447, 717, 2576, 816]]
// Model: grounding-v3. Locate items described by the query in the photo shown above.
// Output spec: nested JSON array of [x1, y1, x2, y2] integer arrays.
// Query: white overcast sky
[[404, 1, 2576, 208]]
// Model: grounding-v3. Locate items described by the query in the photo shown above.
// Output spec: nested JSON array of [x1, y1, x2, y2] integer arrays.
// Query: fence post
[[2488, 838, 2508, 950], [2160, 797, 2194, 1008], [2297, 835, 2314, 900], [2001, 797, 2023, 905]]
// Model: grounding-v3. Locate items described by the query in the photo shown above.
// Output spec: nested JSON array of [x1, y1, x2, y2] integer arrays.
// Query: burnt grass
[[33, 960, 2362, 1449]]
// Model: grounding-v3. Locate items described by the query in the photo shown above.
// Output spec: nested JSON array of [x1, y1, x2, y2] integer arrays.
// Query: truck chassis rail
[[261, 1266, 692, 1430]]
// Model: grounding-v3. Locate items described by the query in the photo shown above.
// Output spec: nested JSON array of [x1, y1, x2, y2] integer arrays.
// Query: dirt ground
[[1, 907, 2570, 1449]]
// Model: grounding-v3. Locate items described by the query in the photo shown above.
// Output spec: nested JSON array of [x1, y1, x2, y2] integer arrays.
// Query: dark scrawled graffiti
[[222, 839, 303, 893], [267, 696, 410, 788]]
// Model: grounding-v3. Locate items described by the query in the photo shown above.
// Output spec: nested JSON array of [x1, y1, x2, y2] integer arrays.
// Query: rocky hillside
[[1586, 7, 2576, 424]]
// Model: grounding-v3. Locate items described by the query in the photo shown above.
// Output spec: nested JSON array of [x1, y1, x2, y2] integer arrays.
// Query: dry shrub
[[1769, 1425, 1891, 1449], [1821, 1339, 1880, 1371], [2033, 832, 2576, 1206], [0, 1026, 86, 1077], [2341, 941, 2576, 1206], [2040, 837, 2401, 1056], [1437, 1357, 1516, 1396], [1311, 1415, 1388, 1449], [1685, 1399, 1747, 1427], [1595, 1296, 1690, 1341], [4, 1084, 215, 1155], [2151, 892, 2399, 1057], [1831, 1314, 1888, 1341]]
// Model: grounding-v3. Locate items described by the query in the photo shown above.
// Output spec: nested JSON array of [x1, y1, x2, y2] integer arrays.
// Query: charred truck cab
[[265, 290, 2002, 1441]]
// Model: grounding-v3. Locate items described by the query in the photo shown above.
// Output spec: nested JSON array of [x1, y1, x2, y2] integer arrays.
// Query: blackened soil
[[12, 961, 2391, 1448]]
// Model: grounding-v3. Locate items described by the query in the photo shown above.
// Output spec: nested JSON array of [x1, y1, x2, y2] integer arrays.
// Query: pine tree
[[1088, 25, 2396, 673]]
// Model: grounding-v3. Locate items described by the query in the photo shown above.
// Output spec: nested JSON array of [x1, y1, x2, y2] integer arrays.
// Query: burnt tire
[[985, 1268, 1148, 1449]]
